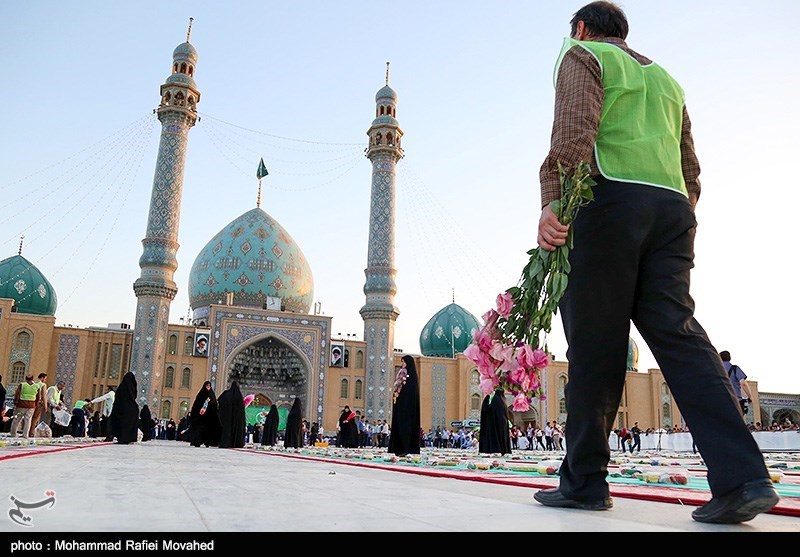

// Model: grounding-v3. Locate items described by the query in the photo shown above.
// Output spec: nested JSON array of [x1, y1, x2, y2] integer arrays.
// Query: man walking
[[720, 351, 753, 416], [631, 422, 642, 453], [532, 2, 778, 524], [28, 373, 48, 436], [10, 374, 41, 438]]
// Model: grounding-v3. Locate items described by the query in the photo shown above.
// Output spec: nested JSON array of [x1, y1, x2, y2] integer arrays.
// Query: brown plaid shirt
[[540, 37, 701, 209]]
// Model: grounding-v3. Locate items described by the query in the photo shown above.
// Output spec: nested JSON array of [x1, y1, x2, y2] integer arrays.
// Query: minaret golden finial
[[385, 62, 390, 85], [18, 235, 24, 256], [187, 17, 194, 42], [452, 288, 455, 303]]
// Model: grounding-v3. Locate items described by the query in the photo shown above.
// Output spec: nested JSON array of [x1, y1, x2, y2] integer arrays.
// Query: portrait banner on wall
[[194, 329, 210, 358], [330, 342, 344, 368]]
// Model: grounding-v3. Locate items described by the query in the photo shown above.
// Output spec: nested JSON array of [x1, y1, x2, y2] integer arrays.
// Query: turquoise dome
[[627, 337, 639, 371], [173, 42, 198, 61], [375, 85, 397, 101], [419, 303, 481, 357], [0, 254, 57, 316], [188, 207, 313, 314]]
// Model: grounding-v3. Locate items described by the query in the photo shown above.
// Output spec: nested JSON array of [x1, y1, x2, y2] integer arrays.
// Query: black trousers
[[557, 180, 769, 500]]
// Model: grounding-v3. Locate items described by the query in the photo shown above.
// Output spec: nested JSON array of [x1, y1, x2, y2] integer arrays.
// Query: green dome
[[188, 207, 314, 315], [419, 302, 481, 357], [627, 337, 639, 371], [0, 254, 57, 316]]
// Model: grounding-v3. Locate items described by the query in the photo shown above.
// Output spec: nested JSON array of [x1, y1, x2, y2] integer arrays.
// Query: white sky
[[1, 1, 798, 394]]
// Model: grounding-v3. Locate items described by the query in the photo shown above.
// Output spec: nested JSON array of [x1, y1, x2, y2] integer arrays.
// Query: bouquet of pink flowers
[[464, 162, 596, 411]]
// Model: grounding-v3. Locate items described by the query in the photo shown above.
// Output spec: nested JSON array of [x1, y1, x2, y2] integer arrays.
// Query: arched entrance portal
[[227, 336, 308, 415]]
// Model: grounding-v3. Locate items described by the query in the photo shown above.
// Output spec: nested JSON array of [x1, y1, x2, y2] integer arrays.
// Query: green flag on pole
[[257, 158, 269, 179]]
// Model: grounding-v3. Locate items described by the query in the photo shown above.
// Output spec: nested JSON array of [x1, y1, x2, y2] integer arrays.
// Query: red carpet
[[0, 442, 112, 462]]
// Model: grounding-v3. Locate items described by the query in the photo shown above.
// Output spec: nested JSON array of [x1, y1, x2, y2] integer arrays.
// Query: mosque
[[2, 30, 798, 435]]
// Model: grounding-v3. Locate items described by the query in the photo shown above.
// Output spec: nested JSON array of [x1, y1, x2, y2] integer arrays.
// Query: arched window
[[662, 402, 672, 423], [470, 370, 480, 386], [179, 400, 189, 417], [183, 336, 193, 356], [13, 331, 31, 351], [344, 349, 350, 368], [161, 400, 172, 419], [558, 375, 567, 414], [356, 350, 364, 369], [375, 132, 382, 145], [471, 393, 482, 412], [355, 379, 363, 400], [181, 367, 191, 389], [188, 66, 194, 76], [379, 106, 385, 115], [164, 366, 175, 388], [168, 334, 177, 355], [387, 132, 393, 145], [173, 63, 178, 73], [340, 378, 349, 398], [180, 62, 187, 74], [11, 361, 26, 383]]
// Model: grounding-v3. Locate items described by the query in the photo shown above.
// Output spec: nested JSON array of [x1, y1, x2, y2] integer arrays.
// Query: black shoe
[[691, 479, 779, 524], [533, 488, 613, 511]]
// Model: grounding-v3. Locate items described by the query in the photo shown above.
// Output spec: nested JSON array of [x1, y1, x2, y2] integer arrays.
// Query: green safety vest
[[19, 381, 39, 401], [555, 38, 687, 196]]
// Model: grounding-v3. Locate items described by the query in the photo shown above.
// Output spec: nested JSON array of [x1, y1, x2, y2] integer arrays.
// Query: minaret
[[360, 63, 403, 420], [130, 20, 201, 406]]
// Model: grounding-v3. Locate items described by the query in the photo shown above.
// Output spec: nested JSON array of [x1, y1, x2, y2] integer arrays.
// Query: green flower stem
[[499, 161, 596, 350]]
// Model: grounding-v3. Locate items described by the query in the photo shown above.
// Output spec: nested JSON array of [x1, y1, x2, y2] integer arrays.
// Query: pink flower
[[516, 343, 536, 369], [490, 343, 517, 373], [512, 393, 530, 412], [532, 348, 549, 369], [519, 372, 532, 392], [479, 367, 500, 395], [472, 328, 494, 353], [482, 309, 499, 332], [509, 366, 526, 386], [496, 292, 514, 318], [465, 343, 496, 375]]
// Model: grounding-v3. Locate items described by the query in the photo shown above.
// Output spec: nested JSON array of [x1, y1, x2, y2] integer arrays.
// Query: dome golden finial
[[18, 235, 24, 256], [385, 61, 390, 86]]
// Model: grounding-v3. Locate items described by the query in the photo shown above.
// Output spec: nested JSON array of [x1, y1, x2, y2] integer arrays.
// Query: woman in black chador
[[479, 388, 512, 455], [388, 355, 421, 456], [89, 411, 101, 438], [139, 404, 154, 442], [109, 371, 139, 444], [261, 404, 279, 446], [190, 381, 221, 447], [283, 397, 303, 448], [338, 406, 358, 448], [218, 381, 246, 449]]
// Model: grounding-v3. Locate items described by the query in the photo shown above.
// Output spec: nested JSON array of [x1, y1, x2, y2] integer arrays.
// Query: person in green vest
[[10, 374, 42, 438], [532, 1, 777, 524]]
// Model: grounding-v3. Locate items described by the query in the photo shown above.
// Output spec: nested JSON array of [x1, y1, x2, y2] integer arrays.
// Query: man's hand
[[538, 203, 569, 251]]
